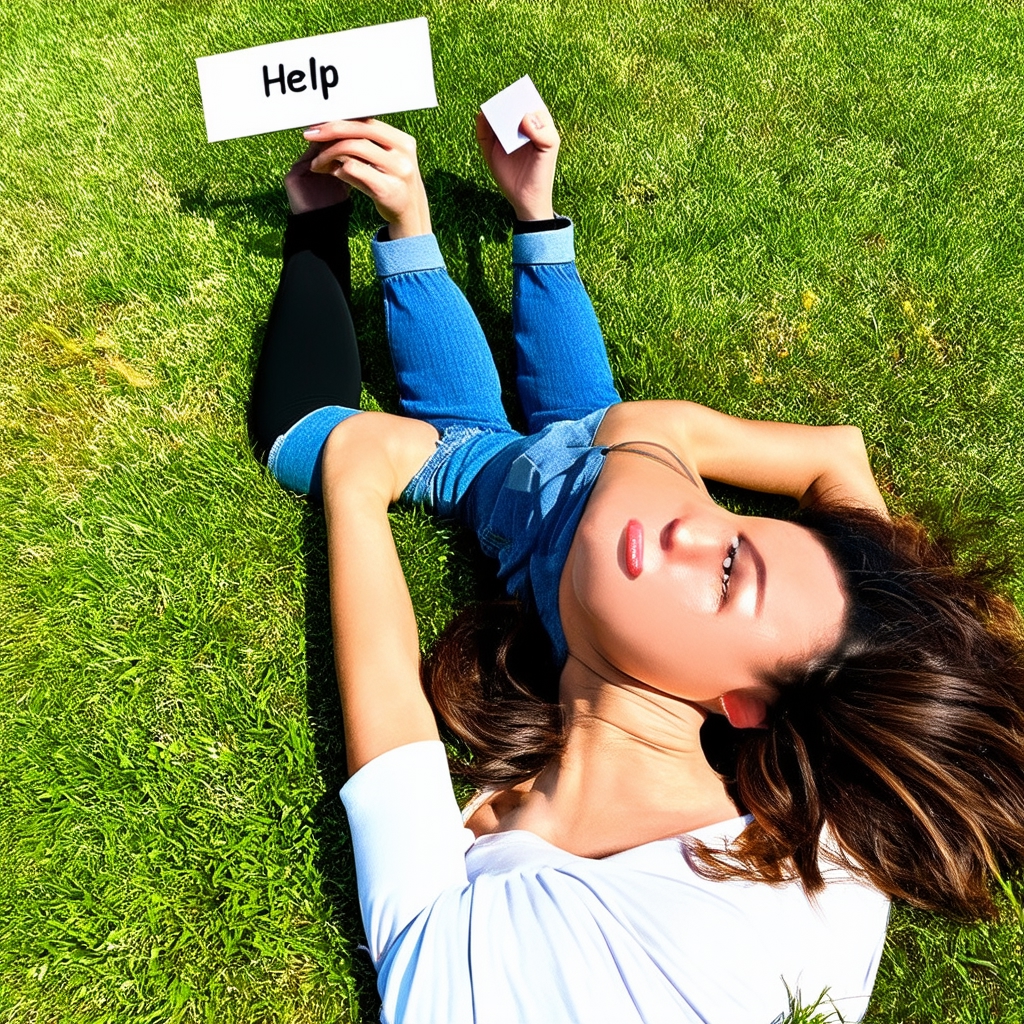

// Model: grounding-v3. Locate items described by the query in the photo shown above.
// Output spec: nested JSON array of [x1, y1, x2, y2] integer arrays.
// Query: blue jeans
[[268, 224, 618, 485], [269, 221, 621, 658], [373, 223, 619, 469], [381, 224, 621, 660]]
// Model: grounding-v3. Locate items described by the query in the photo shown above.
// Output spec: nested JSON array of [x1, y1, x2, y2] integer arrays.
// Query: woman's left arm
[[604, 399, 889, 516], [320, 411, 442, 774]]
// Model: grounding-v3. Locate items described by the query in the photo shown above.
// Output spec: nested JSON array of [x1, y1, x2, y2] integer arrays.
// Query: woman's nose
[[660, 516, 728, 562]]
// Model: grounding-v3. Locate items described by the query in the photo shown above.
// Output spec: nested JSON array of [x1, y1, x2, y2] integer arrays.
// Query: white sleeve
[[339, 740, 474, 964]]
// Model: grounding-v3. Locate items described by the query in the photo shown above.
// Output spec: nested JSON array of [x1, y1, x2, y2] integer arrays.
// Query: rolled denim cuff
[[371, 229, 446, 277], [267, 405, 361, 498], [512, 219, 575, 265]]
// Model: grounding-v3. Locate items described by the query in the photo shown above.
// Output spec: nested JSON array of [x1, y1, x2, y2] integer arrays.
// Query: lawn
[[1, 0, 1023, 1021]]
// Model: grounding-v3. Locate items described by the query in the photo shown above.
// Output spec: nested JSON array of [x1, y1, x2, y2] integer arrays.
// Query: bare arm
[[679, 401, 888, 513], [599, 399, 889, 516], [304, 120, 446, 774], [321, 412, 442, 774]]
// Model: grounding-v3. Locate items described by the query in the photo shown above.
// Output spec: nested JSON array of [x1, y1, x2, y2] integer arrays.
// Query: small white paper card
[[195, 18, 437, 143], [480, 75, 545, 154]]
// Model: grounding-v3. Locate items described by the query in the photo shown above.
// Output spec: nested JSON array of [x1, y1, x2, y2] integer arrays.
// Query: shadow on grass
[[177, 168, 523, 405], [175, 180, 400, 421]]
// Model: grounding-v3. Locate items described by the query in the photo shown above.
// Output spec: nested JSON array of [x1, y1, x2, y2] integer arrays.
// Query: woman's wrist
[[387, 183, 432, 239], [387, 208, 432, 239]]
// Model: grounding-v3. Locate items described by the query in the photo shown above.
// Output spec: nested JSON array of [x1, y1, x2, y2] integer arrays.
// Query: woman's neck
[[486, 655, 740, 858]]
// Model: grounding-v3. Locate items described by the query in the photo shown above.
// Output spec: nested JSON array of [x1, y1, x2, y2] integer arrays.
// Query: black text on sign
[[263, 58, 339, 100]]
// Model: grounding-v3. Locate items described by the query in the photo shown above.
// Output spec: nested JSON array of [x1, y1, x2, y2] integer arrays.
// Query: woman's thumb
[[520, 109, 559, 150]]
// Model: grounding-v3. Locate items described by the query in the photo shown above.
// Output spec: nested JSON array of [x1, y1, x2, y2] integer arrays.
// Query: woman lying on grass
[[249, 110, 1024, 1023]]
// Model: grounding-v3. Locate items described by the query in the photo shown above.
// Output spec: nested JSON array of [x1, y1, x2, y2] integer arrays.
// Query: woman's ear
[[720, 690, 769, 730]]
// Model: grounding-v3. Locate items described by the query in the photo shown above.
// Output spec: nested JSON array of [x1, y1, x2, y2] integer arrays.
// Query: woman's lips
[[625, 519, 644, 578]]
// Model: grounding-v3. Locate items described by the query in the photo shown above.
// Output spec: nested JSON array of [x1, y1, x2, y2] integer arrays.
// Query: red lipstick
[[625, 519, 644, 578]]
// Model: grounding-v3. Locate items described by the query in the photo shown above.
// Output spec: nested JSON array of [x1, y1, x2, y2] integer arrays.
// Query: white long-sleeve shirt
[[340, 741, 889, 1024]]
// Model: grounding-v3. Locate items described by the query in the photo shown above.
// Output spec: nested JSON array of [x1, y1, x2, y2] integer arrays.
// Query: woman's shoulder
[[593, 399, 698, 455]]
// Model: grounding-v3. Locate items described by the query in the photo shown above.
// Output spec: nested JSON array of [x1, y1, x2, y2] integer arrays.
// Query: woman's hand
[[284, 141, 351, 214], [304, 118, 431, 239], [476, 108, 560, 221]]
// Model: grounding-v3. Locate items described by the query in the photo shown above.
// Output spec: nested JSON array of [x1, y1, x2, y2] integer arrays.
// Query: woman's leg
[[370, 229, 526, 523], [249, 156, 362, 498], [250, 201, 359, 454], [511, 220, 621, 433], [371, 230, 511, 433]]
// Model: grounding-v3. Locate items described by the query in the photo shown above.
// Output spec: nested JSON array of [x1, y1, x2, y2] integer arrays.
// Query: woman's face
[[559, 443, 847, 715]]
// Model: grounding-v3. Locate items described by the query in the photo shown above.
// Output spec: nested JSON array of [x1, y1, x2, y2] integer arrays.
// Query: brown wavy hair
[[422, 504, 1024, 921]]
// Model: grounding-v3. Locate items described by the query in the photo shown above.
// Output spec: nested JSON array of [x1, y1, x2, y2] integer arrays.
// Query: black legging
[[249, 199, 361, 461]]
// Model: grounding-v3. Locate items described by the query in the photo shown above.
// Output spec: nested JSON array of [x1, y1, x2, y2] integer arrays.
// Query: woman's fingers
[[475, 108, 559, 155], [301, 115, 429, 237], [311, 136, 395, 174], [331, 154, 388, 195], [305, 117, 417, 154], [288, 140, 326, 174], [322, 145, 430, 237]]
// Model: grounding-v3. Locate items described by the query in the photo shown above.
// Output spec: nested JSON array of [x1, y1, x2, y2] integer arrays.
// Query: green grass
[[2, 0, 1023, 1020]]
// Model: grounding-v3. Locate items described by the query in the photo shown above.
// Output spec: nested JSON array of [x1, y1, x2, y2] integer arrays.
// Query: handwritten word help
[[196, 19, 436, 142], [263, 58, 339, 101]]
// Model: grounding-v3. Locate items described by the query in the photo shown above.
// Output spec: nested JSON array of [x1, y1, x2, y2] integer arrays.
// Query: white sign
[[480, 75, 546, 154], [195, 18, 437, 143]]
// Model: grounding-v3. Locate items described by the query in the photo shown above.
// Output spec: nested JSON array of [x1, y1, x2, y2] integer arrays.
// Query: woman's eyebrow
[[743, 536, 766, 617]]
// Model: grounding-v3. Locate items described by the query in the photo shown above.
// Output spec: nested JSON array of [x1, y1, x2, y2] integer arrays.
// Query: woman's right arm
[[323, 412, 476, 975], [321, 411, 441, 773]]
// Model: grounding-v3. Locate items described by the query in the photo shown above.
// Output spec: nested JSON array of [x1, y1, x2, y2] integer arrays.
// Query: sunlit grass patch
[[2, 0, 1024, 1021]]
